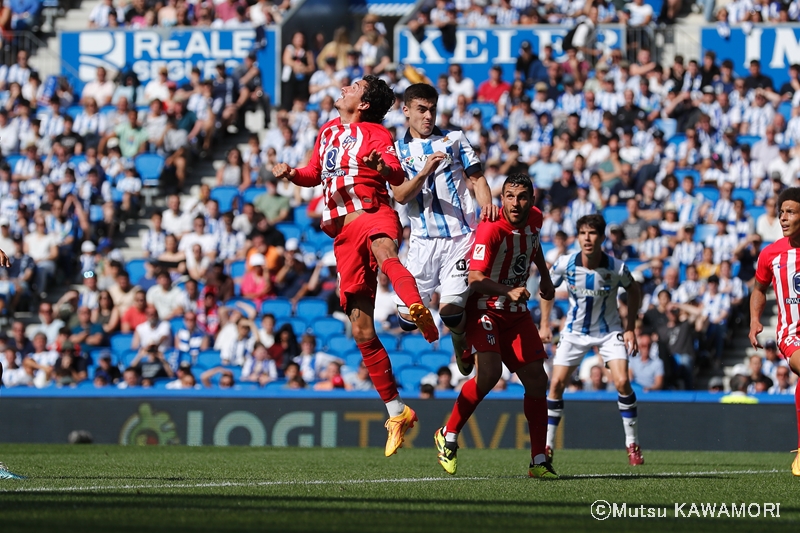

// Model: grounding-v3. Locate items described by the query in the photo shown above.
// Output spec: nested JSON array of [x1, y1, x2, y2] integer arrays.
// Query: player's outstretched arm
[[749, 280, 770, 350], [469, 173, 499, 222], [363, 149, 405, 186], [392, 151, 446, 204]]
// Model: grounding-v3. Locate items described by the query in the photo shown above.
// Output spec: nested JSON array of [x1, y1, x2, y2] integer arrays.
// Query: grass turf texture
[[0, 445, 797, 532]]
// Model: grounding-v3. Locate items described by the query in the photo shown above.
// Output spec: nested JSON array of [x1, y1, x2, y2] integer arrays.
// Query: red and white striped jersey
[[467, 207, 544, 314], [292, 118, 404, 237], [756, 237, 800, 345]]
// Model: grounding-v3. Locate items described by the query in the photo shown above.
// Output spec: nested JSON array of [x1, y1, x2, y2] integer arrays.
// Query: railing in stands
[[1, 30, 79, 80]]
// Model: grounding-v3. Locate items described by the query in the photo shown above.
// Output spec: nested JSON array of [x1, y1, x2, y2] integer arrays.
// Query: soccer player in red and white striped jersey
[[273, 76, 437, 458], [750, 187, 800, 475], [434, 174, 558, 478]]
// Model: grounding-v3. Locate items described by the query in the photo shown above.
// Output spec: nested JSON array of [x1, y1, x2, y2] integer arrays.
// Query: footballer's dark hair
[[360, 75, 395, 124], [778, 187, 800, 212], [576, 213, 606, 235], [403, 83, 438, 106], [502, 173, 533, 195]]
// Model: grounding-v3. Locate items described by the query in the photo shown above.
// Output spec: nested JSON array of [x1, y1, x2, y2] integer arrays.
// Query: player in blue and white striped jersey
[[392, 83, 497, 376], [539, 214, 645, 466]]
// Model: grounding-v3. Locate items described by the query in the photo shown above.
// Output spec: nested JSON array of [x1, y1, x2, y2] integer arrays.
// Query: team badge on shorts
[[456, 259, 467, 271]]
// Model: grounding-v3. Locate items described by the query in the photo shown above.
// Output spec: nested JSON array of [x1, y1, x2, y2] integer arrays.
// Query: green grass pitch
[[0, 445, 797, 532]]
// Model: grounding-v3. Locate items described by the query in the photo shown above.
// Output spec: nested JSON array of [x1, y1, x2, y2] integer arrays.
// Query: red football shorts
[[779, 336, 800, 360], [465, 308, 547, 373], [334, 203, 402, 312]]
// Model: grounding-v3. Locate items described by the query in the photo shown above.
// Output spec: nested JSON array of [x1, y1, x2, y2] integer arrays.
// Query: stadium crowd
[[86, 0, 288, 28], [0, 7, 798, 396]]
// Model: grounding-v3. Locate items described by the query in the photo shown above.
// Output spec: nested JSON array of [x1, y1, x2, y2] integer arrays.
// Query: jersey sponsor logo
[[793, 272, 800, 294], [512, 254, 528, 276], [785, 298, 800, 304], [473, 244, 485, 261], [456, 259, 467, 271], [568, 285, 611, 297], [341, 136, 357, 151], [324, 148, 339, 172]]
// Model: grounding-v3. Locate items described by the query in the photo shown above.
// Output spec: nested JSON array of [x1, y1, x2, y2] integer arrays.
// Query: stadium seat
[[296, 298, 328, 320], [418, 351, 451, 371], [666, 133, 685, 148], [304, 228, 332, 248], [554, 300, 570, 316], [276, 222, 302, 241], [694, 224, 717, 243], [540, 241, 554, 257], [602, 205, 628, 226], [397, 366, 431, 391], [135, 153, 166, 208], [327, 335, 356, 355], [230, 260, 246, 279], [293, 205, 313, 229], [5, 154, 23, 171], [126, 258, 147, 285], [70, 154, 87, 166], [674, 168, 701, 186], [696, 187, 720, 204], [344, 350, 363, 369], [210, 186, 240, 213], [653, 118, 677, 140], [310, 317, 345, 339], [400, 335, 431, 353], [378, 332, 399, 351], [66, 104, 83, 119], [261, 297, 293, 319], [280, 317, 309, 336], [732, 188, 755, 206], [241, 187, 267, 207], [110, 333, 134, 356], [438, 335, 453, 354], [504, 382, 525, 396], [169, 316, 184, 335], [389, 351, 415, 368], [779, 101, 793, 123], [196, 350, 221, 370], [116, 349, 138, 368], [263, 381, 288, 392], [737, 135, 762, 147], [748, 206, 766, 221]]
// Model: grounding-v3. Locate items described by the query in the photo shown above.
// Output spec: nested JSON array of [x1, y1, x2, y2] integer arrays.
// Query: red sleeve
[[370, 125, 405, 186], [755, 245, 775, 287], [291, 126, 324, 187], [529, 207, 543, 232], [469, 220, 503, 275]]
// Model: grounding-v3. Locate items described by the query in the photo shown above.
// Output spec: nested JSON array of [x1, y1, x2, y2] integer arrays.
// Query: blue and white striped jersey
[[395, 127, 483, 239], [550, 252, 634, 336]]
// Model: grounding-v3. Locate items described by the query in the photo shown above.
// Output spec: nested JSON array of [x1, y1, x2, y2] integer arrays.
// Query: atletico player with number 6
[[433, 173, 558, 478], [273, 76, 438, 458], [750, 187, 800, 475]]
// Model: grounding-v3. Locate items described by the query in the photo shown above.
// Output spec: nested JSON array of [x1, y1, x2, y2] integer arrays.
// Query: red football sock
[[445, 378, 487, 434], [358, 337, 398, 403], [795, 383, 800, 449], [381, 257, 423, 308], [524, 395, 547, 460]]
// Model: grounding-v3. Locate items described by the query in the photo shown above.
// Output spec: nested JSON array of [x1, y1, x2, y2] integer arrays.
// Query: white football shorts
[[395, 232, 473, 311], [552, 331, 629, 368]]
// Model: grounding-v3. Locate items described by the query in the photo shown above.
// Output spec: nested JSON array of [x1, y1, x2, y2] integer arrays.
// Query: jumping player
[[0, 247, 23, 480], [392, 83, 498, 375], [434, 173, 558, 478], [272, 76, 437, 457], [540, 214, 644, 465], [749, 187, 800, 475]]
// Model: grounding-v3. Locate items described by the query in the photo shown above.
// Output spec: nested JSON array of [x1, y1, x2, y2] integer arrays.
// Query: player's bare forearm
[[469, 270, 523, 298], [624, 281, 642, 331], [534, 247, 554, 300], [470, 174, 497, 220], [539, 296, 554, 330], [749, 281, 768, 326], [391, 173, 428, 204]]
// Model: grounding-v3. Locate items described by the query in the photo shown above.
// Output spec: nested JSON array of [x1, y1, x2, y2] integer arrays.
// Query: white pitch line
[[0, 469, 784, 493]]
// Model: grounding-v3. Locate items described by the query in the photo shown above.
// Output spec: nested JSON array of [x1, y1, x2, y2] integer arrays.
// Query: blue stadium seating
[[397, 366, 431, 391], [696, 187, 720, 204], [602, 205, 628, 226], [196, 350, 221, 370], [674, 168, 701, 186], [344, 350, 363, 369], [310, 317, 345, 339], [400, 335, 431, 353], [120, 349, 139, 368], [378, 332, 399, 351], [737, 135, 762, 147], [263, 381, 288, 392], [418, 351, 451, 371], [134, 153, 165, 185], [326, 335, 356, 355], [694, 224, 717, 243], [304, 228, 332, 248], [241, 187, 267, 206], [66, 104, 83, 119], [276, 222, 302, 241], [293, 205, 313, 229], [261, 297, 293, 319], [389, 351, 415, 369], [779, 101, 793, 123], [110, 333, 134, 356], [653, 118, 677, 140], [554, 300, 570, 316], [748, 206, 766, 221], [296, 298, 328, 320], [210, 186, 240, 213], [230, 260, 246, 279], [280, 317, 309, 336], [438, 335, 453, 354], [667, 133, 686, 148], [169, 317, 184, 335], [732, 188, 755, 206], [126, 258, 147, 285], [5, 154, 23, 171]]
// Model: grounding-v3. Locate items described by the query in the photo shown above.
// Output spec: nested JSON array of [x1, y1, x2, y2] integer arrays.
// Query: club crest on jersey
[[512, 254, 528, 276], [341, 136, 357, 150], [473, 245, 485, 261], [487, 334, 496, 345]]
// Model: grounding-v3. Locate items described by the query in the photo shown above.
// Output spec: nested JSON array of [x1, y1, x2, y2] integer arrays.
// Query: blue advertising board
[[394, 25, 625, 84], [60, 27, 280, 104], [701, 25, 800, 87]]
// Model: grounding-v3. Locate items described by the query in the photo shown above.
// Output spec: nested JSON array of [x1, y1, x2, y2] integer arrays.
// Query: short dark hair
[[403, 83, 438, 106], [576, 213, 606, 235], [360, 75, 395, 124], [502, 173, 533, 195], [778, 187, 800, 212]]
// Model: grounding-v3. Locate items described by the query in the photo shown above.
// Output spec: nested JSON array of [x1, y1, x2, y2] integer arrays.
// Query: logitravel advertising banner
[[60, 27, 280, 103], [701, 25, 800, 87], [394, 25, 625, 84], [0, 396, 793, 451]]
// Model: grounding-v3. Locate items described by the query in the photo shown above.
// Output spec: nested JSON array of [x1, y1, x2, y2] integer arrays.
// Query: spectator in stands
[[628, 333, 663, 391], [101, 109, 148, 158], [746, 353, 774, 394], [117, 367, 141, 389], [701, 275, 729, 367], [216, 147, 251, 191], [24, 214, 58, 298], [476, 65, 510, 104], [93, 290, 120, 334], [146, 270, 186, 320], [769, 366, 796, 395], [221, 315, 257, 366], [281, 31, 314, 108], [174, 310, 208, 365], [447, 63, 475, 101], [131, 344, 174, 381], [200, 367, 236, 389], [121, 289, 148, 333], [70, 305, 107, 349], [94, 352, 121, 385], [756, 197, 783, 242], [240, 253, 273, 307], [132, 304, 172, 354], [81, 67, 116, 107], [313, 360, 349, 391], [583, 364, 610, 392], [239, 341, 277, 385]]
